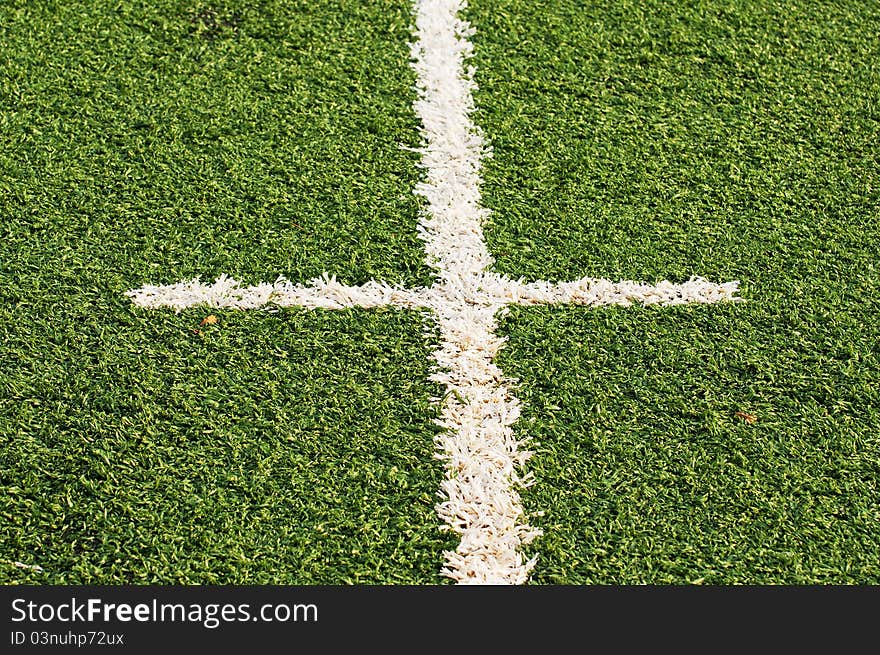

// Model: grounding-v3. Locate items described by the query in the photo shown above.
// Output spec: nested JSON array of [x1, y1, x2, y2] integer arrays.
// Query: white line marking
[[126, 0, 741, 584], [127, 274, 740, 313]]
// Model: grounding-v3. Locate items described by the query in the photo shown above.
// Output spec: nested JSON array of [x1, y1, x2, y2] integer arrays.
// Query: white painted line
[[408, 0, 540, 584], [129, 273, 741, 312], [127, 273, 741, 313], [126, 273, 423, 312], [507, 275, 743, 307], [126, 0, 742, 584]]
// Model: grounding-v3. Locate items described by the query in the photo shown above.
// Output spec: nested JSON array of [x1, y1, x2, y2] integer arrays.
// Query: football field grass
[[2, 0, 879, 584], [471, 0, 880, 582]]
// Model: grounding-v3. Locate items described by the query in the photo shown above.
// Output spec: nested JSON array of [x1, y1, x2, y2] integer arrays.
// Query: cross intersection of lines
[[127, 0, 740, 584]]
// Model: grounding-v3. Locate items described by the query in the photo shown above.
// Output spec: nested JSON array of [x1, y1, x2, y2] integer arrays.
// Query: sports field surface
[[1, 0, 878, 584]]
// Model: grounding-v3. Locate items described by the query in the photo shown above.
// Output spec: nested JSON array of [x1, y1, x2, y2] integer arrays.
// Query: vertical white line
[[410, 0, 540, 583], [410, 0, 494, 290]]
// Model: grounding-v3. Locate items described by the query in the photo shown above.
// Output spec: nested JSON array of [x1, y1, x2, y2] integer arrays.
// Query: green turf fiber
[[469, 0, 880, 582], [3, 0, 879, 585], [0, 0, 454, 583], [0, 0, 432, 286]]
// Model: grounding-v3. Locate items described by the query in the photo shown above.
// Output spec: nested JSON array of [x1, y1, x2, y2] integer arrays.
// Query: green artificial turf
[[0, 0, 453, 584], [2, 0, 878, 586], [469, 0, 880, 582]]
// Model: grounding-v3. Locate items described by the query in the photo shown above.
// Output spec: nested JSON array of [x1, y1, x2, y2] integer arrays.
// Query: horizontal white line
[[125, 273, 424, 311], [126, 273, 740, 312], [506, 275, 742, 307]]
